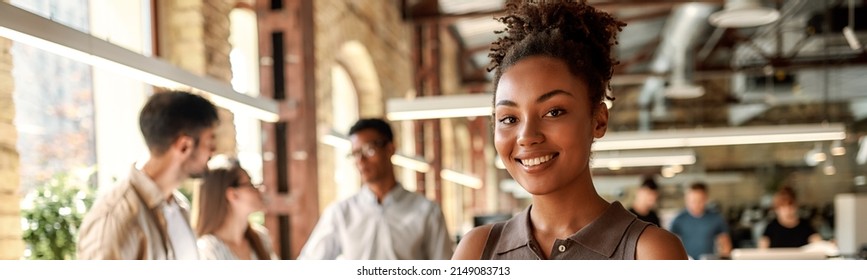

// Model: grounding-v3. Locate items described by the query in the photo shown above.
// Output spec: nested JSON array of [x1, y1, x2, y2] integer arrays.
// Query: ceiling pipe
[[637, 3, 718, 131]]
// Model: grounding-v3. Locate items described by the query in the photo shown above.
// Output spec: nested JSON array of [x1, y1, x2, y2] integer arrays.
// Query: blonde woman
[[195, 159, 276, 260]]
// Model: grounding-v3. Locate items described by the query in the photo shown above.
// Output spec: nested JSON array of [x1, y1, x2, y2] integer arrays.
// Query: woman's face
[[636, 187, 659, 208], [494, 56, 608, 195], [775, 203, 798, 222], [230, 170, 265, 215]]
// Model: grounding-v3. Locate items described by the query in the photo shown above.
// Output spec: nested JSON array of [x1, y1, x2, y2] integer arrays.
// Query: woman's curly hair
[[489, 0, 625, 109]]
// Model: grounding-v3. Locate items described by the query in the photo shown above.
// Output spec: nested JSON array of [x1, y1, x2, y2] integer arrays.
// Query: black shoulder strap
[[480, 222, 506, 259]]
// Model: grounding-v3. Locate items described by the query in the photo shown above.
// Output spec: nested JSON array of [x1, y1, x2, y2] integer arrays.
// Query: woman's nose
[[516, 119, 544, 147]]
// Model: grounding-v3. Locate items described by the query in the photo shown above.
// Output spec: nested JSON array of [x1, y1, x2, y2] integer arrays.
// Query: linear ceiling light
[[387, 94, 492, 121], [591, 149, 696, 170], [391, 154, 432, 173], [0, 3, 280, 122], [386, 93, 617, 120], [593, 123, 846, 151], [320, 130, 431, 173], [320, 132, 351, 150], [440, 169, 483, 189]]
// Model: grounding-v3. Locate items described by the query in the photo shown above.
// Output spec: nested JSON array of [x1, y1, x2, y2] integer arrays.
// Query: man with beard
[[298, 118, 454, 260], [78, 91, 219, 259]]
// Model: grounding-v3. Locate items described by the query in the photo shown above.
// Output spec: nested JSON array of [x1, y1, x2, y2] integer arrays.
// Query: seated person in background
[[194, 157, 277, 260], [629, 175, 661, 227], [758, 186, 822, 249], [670, 182, 732, 260]]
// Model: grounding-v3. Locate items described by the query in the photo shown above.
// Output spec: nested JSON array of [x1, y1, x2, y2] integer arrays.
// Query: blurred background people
[[77, 91, 218, 260], [297, 118, 454, 260], [670, 182, 732, 260], [758, 186, 822, 249], [629, 175, 661, 227], [194, 157, 276, 260]]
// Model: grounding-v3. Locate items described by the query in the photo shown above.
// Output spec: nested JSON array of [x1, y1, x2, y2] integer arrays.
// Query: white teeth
[[520, 154, 553, 167]]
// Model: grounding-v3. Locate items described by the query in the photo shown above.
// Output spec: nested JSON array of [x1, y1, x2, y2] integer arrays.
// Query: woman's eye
[[498, 116, 516, 124], [546, 109, 565, 117]]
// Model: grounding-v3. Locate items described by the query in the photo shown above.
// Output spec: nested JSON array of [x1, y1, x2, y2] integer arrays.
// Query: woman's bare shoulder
[[452, 224, 495, 260], [636, 226, 688, 260]]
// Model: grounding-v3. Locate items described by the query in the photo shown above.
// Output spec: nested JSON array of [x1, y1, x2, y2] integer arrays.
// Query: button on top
[[558, 244, 566, 252]]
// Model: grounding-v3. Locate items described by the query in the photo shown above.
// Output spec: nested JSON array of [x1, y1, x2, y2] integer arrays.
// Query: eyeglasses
[[235, 182, 265, 192], [347, 141, 387, 159]]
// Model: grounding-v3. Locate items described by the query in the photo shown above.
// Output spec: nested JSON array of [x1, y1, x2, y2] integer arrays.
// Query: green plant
[[20, 170, 95, 260]]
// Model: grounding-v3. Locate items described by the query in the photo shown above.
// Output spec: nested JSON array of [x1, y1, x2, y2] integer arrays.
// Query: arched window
[[330, 64, 361, 200]]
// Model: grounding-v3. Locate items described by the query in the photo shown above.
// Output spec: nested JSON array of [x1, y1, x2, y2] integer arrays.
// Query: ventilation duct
[[637, 3, 717, 130], [664, 40, 705, 99]]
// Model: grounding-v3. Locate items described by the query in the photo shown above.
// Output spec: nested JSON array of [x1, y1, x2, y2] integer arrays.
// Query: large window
[[8, 0, 153, 259], [11, 0, 96, 195]]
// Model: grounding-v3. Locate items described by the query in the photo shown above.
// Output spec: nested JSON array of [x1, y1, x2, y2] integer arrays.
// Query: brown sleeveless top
[[481, 201, 651, 260]]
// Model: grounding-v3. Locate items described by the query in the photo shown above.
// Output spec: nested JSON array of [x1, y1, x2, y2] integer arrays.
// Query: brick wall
[[0, 36, 24, 260], [159, 0, 237, 156]]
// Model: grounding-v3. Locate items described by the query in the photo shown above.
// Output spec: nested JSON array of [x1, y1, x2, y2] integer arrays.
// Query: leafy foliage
[[20, 171, 95, 260]]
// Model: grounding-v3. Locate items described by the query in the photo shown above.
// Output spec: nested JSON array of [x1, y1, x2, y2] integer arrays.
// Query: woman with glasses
[[194, 157, 277, 260]]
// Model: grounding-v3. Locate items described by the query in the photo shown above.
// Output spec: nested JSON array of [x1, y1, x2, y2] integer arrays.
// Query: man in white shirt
[[77, 91, 218, 259], [298, 118, 454, 260]]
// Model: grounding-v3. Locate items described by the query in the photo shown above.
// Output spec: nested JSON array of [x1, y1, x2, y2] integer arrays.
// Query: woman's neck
[[527, 180, 608, 260], [529, 182, 609, 237], [213, 213, 249, 245], [779, 216, 800, 228], [212, 213, 254, 259], [631, 203, 650, 215]]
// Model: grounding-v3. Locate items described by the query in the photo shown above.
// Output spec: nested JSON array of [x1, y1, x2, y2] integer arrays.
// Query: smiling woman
[[451, 0, 687, 260]]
